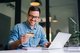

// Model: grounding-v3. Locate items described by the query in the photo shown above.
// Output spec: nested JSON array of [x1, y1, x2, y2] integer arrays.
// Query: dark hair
[[28, 6, 41, 15]]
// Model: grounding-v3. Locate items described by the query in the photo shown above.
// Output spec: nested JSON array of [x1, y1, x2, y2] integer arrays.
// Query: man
[[8, 6, 50, 49]]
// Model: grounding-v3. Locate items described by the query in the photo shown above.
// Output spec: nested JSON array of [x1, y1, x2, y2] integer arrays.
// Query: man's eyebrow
[[29, 14, 39, 17]]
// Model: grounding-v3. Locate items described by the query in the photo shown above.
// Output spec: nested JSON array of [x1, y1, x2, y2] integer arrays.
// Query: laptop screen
[[49, 32, 71, 49]]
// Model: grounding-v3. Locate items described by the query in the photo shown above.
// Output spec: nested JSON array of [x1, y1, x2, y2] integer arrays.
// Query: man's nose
[[30, 18, 35, 21], [32, 18, 36, 20]]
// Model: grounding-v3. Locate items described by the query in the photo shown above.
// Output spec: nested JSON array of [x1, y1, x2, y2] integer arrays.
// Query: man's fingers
[[44, 42, 51, 48], [20, 35, 30, 44]]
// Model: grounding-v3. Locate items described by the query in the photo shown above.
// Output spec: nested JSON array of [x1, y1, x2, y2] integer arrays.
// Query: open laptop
[[22, 32, 71, 50], [43, 32, 71, 50]]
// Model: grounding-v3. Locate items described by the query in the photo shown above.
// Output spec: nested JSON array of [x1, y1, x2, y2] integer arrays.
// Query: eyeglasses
[[29, 14, 39, 18]]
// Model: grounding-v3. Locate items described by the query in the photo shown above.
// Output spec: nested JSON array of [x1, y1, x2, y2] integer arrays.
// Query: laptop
[[22, 32, 71, 50], [43, 32, 71, 50]]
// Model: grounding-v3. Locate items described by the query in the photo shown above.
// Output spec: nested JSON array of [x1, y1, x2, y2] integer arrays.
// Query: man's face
[[27, 11, 40, 26]]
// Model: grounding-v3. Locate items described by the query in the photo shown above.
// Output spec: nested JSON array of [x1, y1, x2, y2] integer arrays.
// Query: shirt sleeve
[[8, 24, 19, 44], [39, 27, 48, 47]]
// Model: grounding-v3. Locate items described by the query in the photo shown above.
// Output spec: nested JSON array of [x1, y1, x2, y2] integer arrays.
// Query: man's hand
[[20, 35, 29, 44], [9, 33, 34, 49], [44, 42, 51, 48], [20, 33, 34, 44]]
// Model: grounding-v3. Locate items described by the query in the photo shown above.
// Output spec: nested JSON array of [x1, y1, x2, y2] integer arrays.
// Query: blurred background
[[0, 0, 80, 50]]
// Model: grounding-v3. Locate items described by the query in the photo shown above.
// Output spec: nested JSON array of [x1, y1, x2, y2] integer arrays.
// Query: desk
[[0, 47, 80, 53]]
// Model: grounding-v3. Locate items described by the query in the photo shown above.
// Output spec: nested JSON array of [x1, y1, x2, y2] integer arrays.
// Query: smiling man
[[8, 6, 50, 49]]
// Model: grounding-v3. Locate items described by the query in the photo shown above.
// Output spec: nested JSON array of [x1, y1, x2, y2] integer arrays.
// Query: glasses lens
[[29, 15, 39, 18]]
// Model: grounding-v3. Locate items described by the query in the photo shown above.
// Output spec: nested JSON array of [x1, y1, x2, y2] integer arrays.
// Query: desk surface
[[0, 47, 80, 53]]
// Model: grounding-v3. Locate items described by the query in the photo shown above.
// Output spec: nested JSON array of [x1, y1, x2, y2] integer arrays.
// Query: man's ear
[[27, 13, 29, 18], [37, 18, 41, 22]]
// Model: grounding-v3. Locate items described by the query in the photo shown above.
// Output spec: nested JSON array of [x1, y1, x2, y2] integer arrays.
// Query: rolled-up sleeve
[[8, 25, 19, 44]]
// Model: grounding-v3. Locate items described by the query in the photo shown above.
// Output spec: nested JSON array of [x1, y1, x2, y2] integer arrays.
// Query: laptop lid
[[49, 32, 71, 49]]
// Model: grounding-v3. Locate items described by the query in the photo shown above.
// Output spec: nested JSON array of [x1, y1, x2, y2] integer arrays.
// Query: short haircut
[[28, 6, 41, 15]]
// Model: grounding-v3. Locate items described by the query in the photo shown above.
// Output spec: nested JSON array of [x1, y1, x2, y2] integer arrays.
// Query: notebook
[[43, 32, 71, 50]]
